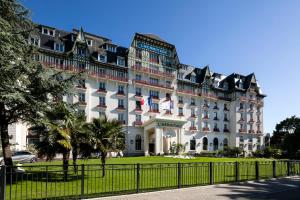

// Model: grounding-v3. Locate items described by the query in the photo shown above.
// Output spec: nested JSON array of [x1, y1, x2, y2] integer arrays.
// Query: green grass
[[4, 157, 297, 200]]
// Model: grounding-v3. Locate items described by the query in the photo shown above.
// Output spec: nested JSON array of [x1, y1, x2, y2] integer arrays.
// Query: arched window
[[203, 137, 208, 150], [213, 138, 219, 151], [190, 137, 196, 150], [135, 135, 142, 151], [223, 138, 228, 148]]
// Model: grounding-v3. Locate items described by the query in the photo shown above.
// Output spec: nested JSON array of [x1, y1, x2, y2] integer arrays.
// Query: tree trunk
[[72, 147, 78, 174], [62, 151, 70, 181], [100, 151, 107, 177], [0, 122, 13, 167]]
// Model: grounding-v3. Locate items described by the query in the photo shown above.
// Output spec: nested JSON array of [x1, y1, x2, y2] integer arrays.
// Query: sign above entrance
[[157, 121, 182, 128]]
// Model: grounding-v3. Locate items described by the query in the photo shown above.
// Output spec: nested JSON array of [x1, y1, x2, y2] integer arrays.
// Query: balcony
[[213, 106, 219, 110], [78, 101, 87, 106], [249, 98, 256, 104], [148, 109, 160, 114], [238, 118, 245, 123], [203, 104, 210, 109], [224, 108, 229, 112], [76, 85, 87, 90], [248, 119, 255, 124], [134, 121, 143, 126], [257, 130, 262, 134], [203, 115, 209, 120], [116, 91, 126, 97], [97, 104, 107, 109], [151, 96, 160, 103], [248, 130, 255, 134], [238, 108, 245, 112], [134, 94, 143, 100], [202, 127, 210, 132], [224, 118, 229, 122], [189, 126, 197, 131], [177, 89, 198, 97], [200, 93, 231, 101], [165, 110, 172, 115], [131, 65, 175, 79], [213, 128, 220, 132], [178, 100, 184, 106], [134, 107, 143, 113], [223, 128, 230, 133], [239, 129, 246, 133], [213, 117, 219, 121], [178, 113, 184, 117], [190, 114, 197, 118], [249, 108, 254, 113], [190, 102, 196, 107], [116, 105, 126, 111], [133, 79, 174, 91], [257, 100, 264, 106], [97, 89, 107, 94], [239, 96, 247, 102]]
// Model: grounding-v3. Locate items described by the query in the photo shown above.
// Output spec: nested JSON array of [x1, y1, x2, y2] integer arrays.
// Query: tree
[[270, 116, 300, 158], [88, 117, 125, 177], [35, 102, 89, 177], [0, 0, 76, 166]]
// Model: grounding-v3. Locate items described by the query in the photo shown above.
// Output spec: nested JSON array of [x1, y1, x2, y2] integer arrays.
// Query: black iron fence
[[0, 160, 300, 200]]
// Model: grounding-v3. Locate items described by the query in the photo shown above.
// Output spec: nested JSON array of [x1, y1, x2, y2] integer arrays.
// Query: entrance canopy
[[142, 116, 187, 130]]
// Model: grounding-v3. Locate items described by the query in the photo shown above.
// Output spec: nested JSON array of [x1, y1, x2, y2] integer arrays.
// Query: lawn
[[4, 156, 296, 200]]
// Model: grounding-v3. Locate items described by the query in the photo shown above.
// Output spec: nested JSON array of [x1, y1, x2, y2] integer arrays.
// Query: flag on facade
[[147, 96, 152, 107], [140, 98, 145, 105], [161, 100, 173, 110]]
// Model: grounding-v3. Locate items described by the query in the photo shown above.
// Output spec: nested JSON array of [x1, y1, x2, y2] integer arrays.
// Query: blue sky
[[23, 0, 300, 134]]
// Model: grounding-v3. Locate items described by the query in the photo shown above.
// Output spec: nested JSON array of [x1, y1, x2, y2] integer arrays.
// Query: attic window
[[87, 39, 93, 46], [239, 81, 244, 89], [191, 75, 196, 83], [117, 57, 125, 66], [178, 72, 184, 79], [54, 43, 64, 52], [98, 54, 107, 63], [30, 37, 40, 46], [107, 45, 116, 52], [42, 27, 54, 36]]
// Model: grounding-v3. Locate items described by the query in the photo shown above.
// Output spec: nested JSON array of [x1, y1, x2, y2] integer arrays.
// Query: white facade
[[8, 26, 266, 156]]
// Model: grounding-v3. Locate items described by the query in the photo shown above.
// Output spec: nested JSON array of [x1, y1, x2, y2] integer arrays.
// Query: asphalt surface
[[89, 176, 300, 200]]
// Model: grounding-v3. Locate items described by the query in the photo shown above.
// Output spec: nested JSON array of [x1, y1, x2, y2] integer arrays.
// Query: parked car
[[0, 151, 37, 165]]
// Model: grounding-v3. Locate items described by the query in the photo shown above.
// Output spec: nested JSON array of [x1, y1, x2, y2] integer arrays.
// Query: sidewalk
[[90, 176, 300, 200]]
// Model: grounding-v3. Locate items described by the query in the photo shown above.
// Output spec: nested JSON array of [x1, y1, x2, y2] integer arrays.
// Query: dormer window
[[87, 39, 93, 46], [106, 44, 116, 52], [191, 75, 196, 83], [239, 81, 243, 89], [78, 48, 86, 56], [42, 27, 54, 36], [30, 37, 40, 46], [54, 43, 64, 52], [223, 82, 228, 89], [98, 54, 106, 63], [178, 73, 184, 79], [117, 57, 125, 66]]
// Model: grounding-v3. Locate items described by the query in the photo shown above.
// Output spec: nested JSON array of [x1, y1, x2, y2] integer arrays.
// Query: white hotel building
[[8, 25, 266, 156]]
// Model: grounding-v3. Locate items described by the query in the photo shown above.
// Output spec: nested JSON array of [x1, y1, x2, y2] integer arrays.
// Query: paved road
[[90, 176, 300, 200]]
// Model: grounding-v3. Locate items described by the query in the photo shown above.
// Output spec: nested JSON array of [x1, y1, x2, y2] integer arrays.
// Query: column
[[144, 130, 149, 156], [160, 130, 164, 154], [155, 128, 161, 155]]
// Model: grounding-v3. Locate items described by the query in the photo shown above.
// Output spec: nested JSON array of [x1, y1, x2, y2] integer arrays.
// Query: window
[[151, 103, 159, 112], [30, 37, 40, 46], [248, 144, 253, 151], [204, 100, 209, 107], [191, 75, 196, 82], [149, 90, 159, 98], [240, 113, 244, 121], [178, 107, 183, 116], [136, 87, 142, 96], [240, 136, 244, 142], [118, 99, 124, 108], [224, 104, 228, 111], [178, 96, 183, 104], [250, 113, 253, 121], [118, 85, 125, 94], [42, 27, 54, 36], [99, 96, 105, 106], [78, 79, 86, 88], [191, 120, 195, 128], [214, 112, 218, 120], [78, 48, 86, 56], [78, 93, 85, 103], [136, 49, 142, 59], [135, 61, 142, 68], [54, 43, 64, 52], [87, 39, 93, 46], [190, 137, 196, 150], [203, 137, 208, 150], [178, 72, 184, 79], [136, 114, 141, 122], [166, 81, 171, 88], [214, 123, 218, 129], [214, 102, 218, 109], [224, 113, 228, 121], [191, 108, 195, 117], [224, 124, 228, 130], [204, 110, 209, 118], [213, 138, 219, 151], [99, 82, 106, 91], [135, 74, 142, 81], [99, 112, 105, 118], [240, 124, 243, 130], [191, 98, 195, 105], [117, 57, 125, 66], [150, 77, 159, 85], [107, 45, 116, 52], [135, 135, 142, 151], [149, 52, 159, 63], [239, 103, 244, 110], [78, 62, 85, 71], [204, 121, 209, 128], [250, 104, 253, 110], [98, 54, 107, 63], [118, 113, 124, 124], [223, 138, 228, 148]]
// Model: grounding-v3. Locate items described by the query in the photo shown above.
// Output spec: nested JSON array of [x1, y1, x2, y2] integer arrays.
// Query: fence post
[[209, 162, 213, 185], [0, 166, 6, 200], [81, 164, 85, 199], [178, 162, 181, 188], [273, 160, 276, 178], [235, 161, 239, 182], [136, 163, 140, 193], [255, 161, 259, 180], [287, 161, 291, 176]]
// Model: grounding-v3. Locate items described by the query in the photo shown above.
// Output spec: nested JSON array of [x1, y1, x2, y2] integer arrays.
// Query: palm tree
[[88, 117, 125, 177]]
